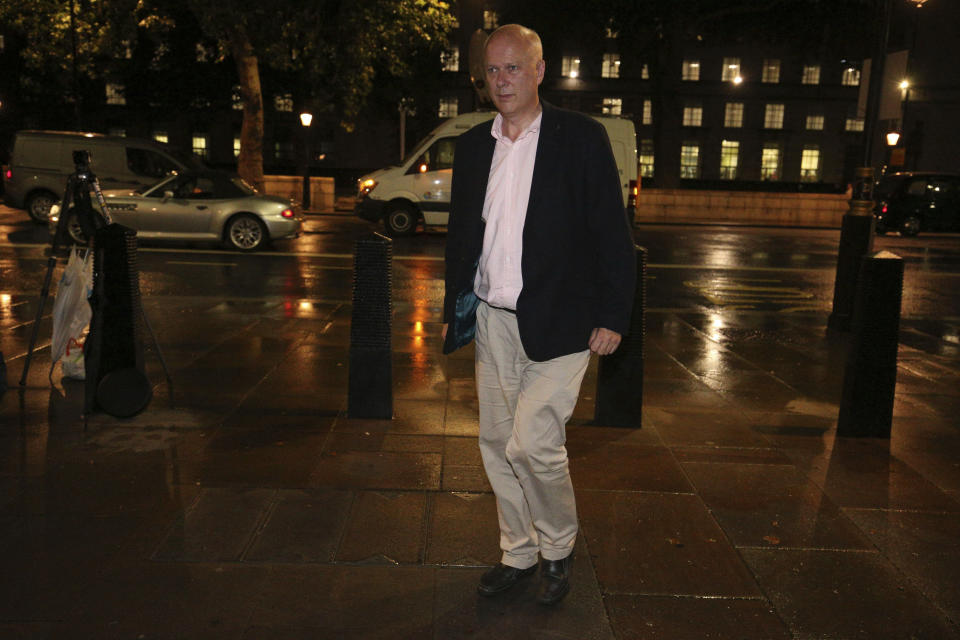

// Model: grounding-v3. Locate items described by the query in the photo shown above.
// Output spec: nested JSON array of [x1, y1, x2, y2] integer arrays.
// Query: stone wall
[[636, 189, 851, 227]]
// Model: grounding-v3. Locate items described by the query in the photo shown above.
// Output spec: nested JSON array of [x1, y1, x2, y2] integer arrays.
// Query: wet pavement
[[2, 220, 960, 637]]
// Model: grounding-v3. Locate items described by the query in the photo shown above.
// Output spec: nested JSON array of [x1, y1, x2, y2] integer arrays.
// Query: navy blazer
[[443, 102, 636, 362]]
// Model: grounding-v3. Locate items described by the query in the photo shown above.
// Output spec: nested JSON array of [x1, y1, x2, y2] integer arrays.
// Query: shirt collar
[[490, 111, 543, 143]]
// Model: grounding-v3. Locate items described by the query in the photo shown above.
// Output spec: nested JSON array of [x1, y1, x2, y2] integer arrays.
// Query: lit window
[[802, 65, 821, 85], [724, 102, 743, 128], [438, 96, 458, 118], [682, 59, 700, 81], [761, 144, 781, 180], [722, 57, 741, 82], [841, 67, 861, 86], [108, 128, 126, 137], [562, 56, 581, 78], [764, 103, 784, 129], [232, 86, 243, 111], [800, 145, 820, 181], [275, 141, 294, 161], [233, 137, 241, 157], [121, 40, 133, 59], [602, 97, 622, 115], [192, 135, 207, 158], [806, 114, 825, 130], [639, 139, 654, 178], [641, 63, 650, 80], [602, 54, 621, 79], [483, 9, 499, 30], [642, 99, 652, 125], [274, 93, 293, 112], [682, 105, 702, 127], [442, 46, 459, 72], [845, 118, 865, 132], [762, 59, 780, 83], [605, 26, 619, 39], [719, 140, 739, 179], [680, 144, 701, 179], [106, 83, 126, 105], [153, 131, 168, 144]]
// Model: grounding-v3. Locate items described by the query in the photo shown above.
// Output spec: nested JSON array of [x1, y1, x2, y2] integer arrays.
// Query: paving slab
[[605, 594, 792, 640], [740, 548, 960, 639], [577, 491, 762, 597]]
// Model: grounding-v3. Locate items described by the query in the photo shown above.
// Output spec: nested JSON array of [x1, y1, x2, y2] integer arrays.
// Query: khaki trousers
[[475, 302, 589, 569]]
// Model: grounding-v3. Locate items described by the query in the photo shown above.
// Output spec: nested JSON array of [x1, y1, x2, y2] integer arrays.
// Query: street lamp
[[299, 111, 312, 210]]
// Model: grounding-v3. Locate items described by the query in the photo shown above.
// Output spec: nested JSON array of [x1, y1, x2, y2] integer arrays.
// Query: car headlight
[[358, 178, 377, 197]]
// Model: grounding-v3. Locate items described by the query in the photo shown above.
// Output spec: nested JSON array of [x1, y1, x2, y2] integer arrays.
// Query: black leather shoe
[[536, 555, 572, 605], [477, 563, 537, 596]]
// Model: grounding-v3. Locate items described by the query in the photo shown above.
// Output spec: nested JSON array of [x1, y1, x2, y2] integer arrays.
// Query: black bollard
[[837, 250, 903, 438], [827, 168, 876, 332], [348, 232, 393, 419], [594, 245, 646, 428]]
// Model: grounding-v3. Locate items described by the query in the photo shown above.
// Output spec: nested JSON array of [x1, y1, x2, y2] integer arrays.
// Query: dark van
[[875, 171, 960, 236], [3, 130, 206, 222]]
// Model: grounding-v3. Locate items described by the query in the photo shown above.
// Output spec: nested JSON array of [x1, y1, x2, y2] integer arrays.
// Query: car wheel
[[224, 214, 267, 251], [64, 210, 88, 244], [25, 191, 59, 223], [900, 216, 921, 237], [383, 203, 418, 237]]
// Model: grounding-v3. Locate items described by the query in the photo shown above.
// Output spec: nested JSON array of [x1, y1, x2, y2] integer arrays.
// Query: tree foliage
[[1, 0, 454, 186]]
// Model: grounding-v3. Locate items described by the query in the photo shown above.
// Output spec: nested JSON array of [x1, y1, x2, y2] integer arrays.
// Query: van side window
[[407, 137, 457, 174], [127, 147, 178, 179]]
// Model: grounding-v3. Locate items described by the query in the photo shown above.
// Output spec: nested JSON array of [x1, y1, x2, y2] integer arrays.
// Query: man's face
[[484, 34, 544, 122]]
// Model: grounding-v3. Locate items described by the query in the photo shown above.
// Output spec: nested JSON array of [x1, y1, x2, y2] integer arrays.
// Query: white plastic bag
[[50, 247, 93, 380]]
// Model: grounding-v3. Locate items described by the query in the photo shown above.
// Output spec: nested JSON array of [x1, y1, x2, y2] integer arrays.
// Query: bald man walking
[[443, 24, 636, 605]]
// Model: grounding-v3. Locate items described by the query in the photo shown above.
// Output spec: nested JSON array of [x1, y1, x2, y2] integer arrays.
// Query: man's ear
[[536, 59, 545, 84]]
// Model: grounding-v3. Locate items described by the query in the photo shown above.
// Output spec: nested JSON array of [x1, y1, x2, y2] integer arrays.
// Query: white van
[[354, 111, 638, 236], [4, 130, 207, 222]]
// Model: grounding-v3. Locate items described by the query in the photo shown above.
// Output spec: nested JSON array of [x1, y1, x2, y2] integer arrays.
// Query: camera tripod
[[19, 150, 173, 419]]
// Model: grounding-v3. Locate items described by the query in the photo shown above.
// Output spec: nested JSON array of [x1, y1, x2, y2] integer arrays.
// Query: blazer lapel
[[526, 103, 560, 225]]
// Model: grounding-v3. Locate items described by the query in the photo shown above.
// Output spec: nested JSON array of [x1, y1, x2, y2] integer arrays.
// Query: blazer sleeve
[[584, 123, 637, 335], [443, 130, 484, 326]]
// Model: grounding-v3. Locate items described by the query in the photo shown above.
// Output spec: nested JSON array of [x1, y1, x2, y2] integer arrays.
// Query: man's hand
[[589, 327, 621, 356], [442, 323, 448, 341]]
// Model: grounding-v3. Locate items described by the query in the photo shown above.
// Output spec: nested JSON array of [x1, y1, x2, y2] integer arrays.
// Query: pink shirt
[[473, 111, 542, 310]]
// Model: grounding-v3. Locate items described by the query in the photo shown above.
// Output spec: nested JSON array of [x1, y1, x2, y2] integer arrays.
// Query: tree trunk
[[230, 32, 265, 190]]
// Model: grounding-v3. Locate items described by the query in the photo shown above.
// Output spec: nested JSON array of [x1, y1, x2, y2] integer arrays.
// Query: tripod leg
[[18, 255, 58, 386], [19, 178, 75, 386], [138, 301, 174, 407]]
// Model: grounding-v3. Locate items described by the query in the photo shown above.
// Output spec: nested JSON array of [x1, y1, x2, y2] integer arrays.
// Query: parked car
[[49, 171, 303, 251], [874, 171, 960, 236], [5, 130, 207, 223]]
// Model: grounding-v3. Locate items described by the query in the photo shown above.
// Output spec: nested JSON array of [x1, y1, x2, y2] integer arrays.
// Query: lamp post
[[299, 111, 313, 211], [827, 0, 894, 332]]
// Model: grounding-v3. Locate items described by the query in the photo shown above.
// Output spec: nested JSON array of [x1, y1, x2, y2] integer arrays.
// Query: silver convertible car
[[50, 171, 303, 251]]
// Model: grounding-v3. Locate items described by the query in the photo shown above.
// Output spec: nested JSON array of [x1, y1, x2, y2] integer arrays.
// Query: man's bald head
[[485, 24, 543, 63]]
